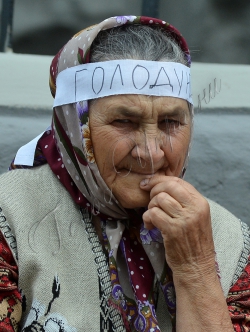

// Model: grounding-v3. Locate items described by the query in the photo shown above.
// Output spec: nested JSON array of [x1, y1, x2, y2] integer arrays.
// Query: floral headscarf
[[12, 16, 192, 332]]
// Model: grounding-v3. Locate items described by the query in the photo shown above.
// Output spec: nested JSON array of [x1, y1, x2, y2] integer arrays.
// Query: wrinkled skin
[[141, 176, 214, 275], [90, 94, 191, 209]]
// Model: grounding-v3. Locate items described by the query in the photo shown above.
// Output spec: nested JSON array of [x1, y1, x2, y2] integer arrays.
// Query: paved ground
[[0, 109, 51, 173], [186, 112, 250, 224]]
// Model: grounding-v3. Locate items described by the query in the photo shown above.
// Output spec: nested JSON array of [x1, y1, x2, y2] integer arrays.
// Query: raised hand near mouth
[[140, 176, 234, 332]]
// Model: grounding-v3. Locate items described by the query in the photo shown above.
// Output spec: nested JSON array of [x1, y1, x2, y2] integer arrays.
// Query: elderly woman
[[0, 15, 249, 332]]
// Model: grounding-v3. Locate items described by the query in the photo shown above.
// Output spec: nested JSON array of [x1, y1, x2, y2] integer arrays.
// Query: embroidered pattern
[[227, 254, 250, 331], [226, 221, 250, 330], [82, 210, 125, 332], [22, 275, 77, 331], [232, 221, 250, 285], [0, 209, 22, 332], [0, 208, 18, 262]]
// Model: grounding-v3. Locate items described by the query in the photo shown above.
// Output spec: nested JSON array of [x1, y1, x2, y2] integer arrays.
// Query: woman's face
[[89, 94, 192, 209]]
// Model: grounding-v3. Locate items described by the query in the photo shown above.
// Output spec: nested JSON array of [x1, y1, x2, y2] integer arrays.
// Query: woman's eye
[[112, 119, 137, 130], [112, 119, 134, 126], [114, 119, 131, 123], [159, 119, 180, 126], [159, 119, 181, 132]]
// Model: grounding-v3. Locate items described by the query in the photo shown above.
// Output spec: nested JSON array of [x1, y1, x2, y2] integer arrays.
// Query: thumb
[[140, 178, 151, 191]]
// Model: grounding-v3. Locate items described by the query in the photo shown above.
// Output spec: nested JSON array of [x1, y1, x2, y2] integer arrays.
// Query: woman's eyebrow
[[111, 105, 189, 118], [113, 107, 142, 118], [160, 109, 188, 118]]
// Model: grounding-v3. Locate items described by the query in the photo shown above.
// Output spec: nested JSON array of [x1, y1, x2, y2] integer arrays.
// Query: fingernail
[[140, 178, 149, 186]]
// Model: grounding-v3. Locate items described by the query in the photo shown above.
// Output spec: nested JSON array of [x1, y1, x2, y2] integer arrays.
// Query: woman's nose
[[131, 134, 165, 165]]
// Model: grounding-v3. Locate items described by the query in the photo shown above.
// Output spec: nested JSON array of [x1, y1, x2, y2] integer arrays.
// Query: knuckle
[[199, 198, 211, 216], [157, 192, 166, 204], [168, 177, 183, 191], [150, 206, 160, 219]]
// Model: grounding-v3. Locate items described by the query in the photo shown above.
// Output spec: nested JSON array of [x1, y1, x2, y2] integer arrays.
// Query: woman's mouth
[[118, 169, 165, 178]]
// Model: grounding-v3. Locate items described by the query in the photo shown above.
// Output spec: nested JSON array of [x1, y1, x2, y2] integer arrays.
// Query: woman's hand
[[140, 175, 215, 276], [140, 176, 234, 331]]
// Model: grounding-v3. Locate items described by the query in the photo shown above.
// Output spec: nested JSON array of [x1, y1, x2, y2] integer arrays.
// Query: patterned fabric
[[0, 232, 21, 332], [227, 255, 250, 331], [82, 210, 127, 331]]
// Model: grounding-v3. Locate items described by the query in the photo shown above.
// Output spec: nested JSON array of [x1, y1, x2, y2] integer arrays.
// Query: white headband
[[54, 59, 193, 107]]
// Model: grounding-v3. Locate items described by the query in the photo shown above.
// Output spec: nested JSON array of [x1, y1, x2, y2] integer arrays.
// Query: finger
[[148, 192, 183, 218], [140, 175, 179, 191], [142, 175, 204, 208], [143, 176, 192, 203], [142, 175, 199, 195], [143, 206, 172, 231]]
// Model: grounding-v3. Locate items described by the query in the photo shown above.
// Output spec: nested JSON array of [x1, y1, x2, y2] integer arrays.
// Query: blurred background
[[0, 0, 250, 224], [1, 0, 250, 63]]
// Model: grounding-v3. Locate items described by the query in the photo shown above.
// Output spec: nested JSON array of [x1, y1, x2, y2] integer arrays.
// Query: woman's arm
[[173, 262, 233, 331], [141, 176, 234, 331]]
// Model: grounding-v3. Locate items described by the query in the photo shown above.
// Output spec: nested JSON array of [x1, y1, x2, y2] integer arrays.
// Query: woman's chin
[[116, 189, 150, 209]]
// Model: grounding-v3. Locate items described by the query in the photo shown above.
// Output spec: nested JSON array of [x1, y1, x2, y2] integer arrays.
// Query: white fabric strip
[[54, 60, 193, 107], [14, 131, 47, 166]]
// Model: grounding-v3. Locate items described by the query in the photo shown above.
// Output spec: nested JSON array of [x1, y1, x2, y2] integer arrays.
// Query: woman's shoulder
[[0, 164, 82, 259], [0, 163, 57, 186], [0, 164, 65, 202], [207, 198, 250, 296], [207, 198, 245, 242], [207, 198, 241, 227], [0, 164, 79, 233]]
